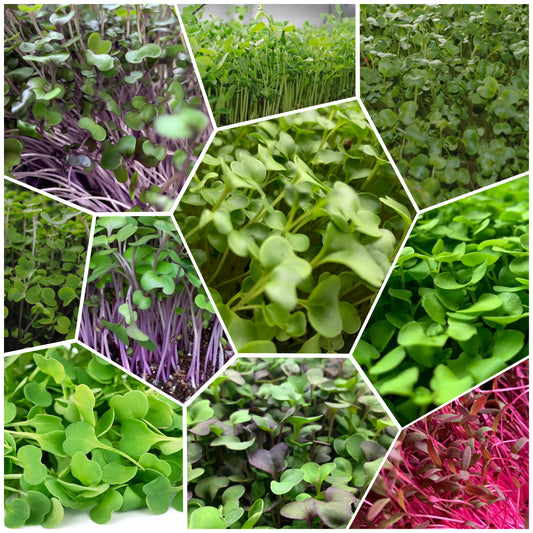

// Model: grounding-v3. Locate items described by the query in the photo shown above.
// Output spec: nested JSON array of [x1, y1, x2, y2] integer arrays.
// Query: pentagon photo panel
[[3, 2, 529, 531]]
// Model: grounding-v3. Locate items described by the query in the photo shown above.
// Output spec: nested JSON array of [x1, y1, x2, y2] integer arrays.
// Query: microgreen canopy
[[4, 4, 211, 212], [175, 101, 414, 353], [4, 344, 183, 527], [353, 176, 529, 425], [361, 4, 528, 208], [187, 357, 397, 529], [351, 361, 529, 529], [80, 215, 232, 402], [4, 179, 91, 351], [181, 4, 355, 125]]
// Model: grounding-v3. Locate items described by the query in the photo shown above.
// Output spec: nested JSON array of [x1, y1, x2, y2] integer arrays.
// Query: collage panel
[[351, 360, 529, 529], [3, 2, 530, 531], [175, 100, 415, 354], [4, 179, 92, 352], [353, 176, 529, 426], [180, 4, 356, 126], [187, 356, 398, 529], [4, 4, 211, 212], [79, 214, 233, 403], [360, 4, 529, 208], [4, 343, 183, 528]]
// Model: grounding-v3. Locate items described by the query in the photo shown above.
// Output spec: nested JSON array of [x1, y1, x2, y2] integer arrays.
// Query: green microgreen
[[175, 101, 414, 353], [181, 4, 355, 125], [4, 179, 91, 351], [80, 215, 233, 402], [4, 344, 183, 527], [353, 175, 529, 425], [360, 4, 528, 207]]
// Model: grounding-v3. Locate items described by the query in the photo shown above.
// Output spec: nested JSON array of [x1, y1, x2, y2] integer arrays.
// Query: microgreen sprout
[[4, 4, 211, 212], [176, 101, 414, 353], [182, 4, 355, 125], [4, 179, 91, 350], [4, 344, 183, 528], [80, 215, 232, 402], [187, 357, 398, 529], [353, 175, 529, 425], [352, 361, 529, 529], [361, 4, 528, 207]]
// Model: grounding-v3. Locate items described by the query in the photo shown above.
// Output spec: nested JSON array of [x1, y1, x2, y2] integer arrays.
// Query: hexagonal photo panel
[[352, 175, 529, 426], [187, 356, 398, 529], [351, 360, 529, 529], [79, 214, 233, 403], [4, 178, 92, 352], [4, 4, 211, 212], [360, 4, 528, 208], [179, 4, 356, 126], [4, 343, 183, 528], [175, 100, 415, 354]]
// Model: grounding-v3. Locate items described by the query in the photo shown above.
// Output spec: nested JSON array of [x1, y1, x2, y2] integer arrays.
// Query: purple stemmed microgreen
[[4, 4, 211, 212], [80, 215, 232, 402]]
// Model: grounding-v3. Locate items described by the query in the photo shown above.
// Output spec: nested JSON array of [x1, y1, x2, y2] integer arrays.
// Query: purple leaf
[[248, 442, 289, 478]]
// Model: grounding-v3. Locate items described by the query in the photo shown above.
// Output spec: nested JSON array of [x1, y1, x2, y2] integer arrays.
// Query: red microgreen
[[352, 360, 529, 529]]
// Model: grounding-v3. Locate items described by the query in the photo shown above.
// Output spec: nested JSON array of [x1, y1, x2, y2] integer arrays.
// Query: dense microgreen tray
[[352, 361, 529, 529], [4, 344, 183, 528], [80, 215, 232, 402], [182, 4, 355, 125], [353, 176, 529, 425], [4, 179, 91, 351], [360, 4, 529, 208], [187, 357, 397, 529], [175, 101, 414, 353], [4, 4, 210, 212]]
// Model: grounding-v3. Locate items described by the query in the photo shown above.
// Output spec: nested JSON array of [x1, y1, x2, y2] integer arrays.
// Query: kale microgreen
[[181, 4, 355, 125], [353, 176, 529, 425], [80, 215, 233, 402], [4, 344, 183, 528], [352, 361, 529, 529], [4, 179, 91, 351], [175, 101, 414, 353], [361, 4, 529, 207], [187, 357, 398, 529], [4, 4, 211, 212]]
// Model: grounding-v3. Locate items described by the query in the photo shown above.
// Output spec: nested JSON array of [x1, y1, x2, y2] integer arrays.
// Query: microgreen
[[353, 176, 529, 425], [181, 4, 355, 125], [4, 344, 183, 527], [352, 361, 529, 529], [4, 179, 91, 351], [361, 4, 529, 207], [187, 357, 398, 529], [175, 101, 414, 353], [80, 215, 233, 402], [4, 4, 210, 212]]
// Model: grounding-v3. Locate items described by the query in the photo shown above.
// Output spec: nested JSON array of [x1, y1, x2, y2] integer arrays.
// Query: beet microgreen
[[4, 4, 211, 212], [360, 4, 529, 208], [175, 101, 414, 353], [353, 176, 529, 425], [351, 361, 529, 529], [181, 4, 355, 125], [187, 357, 398, 529], [80, 215, 233, 402], [4, 344, 183, 528], [4, 179, 91, 351]]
